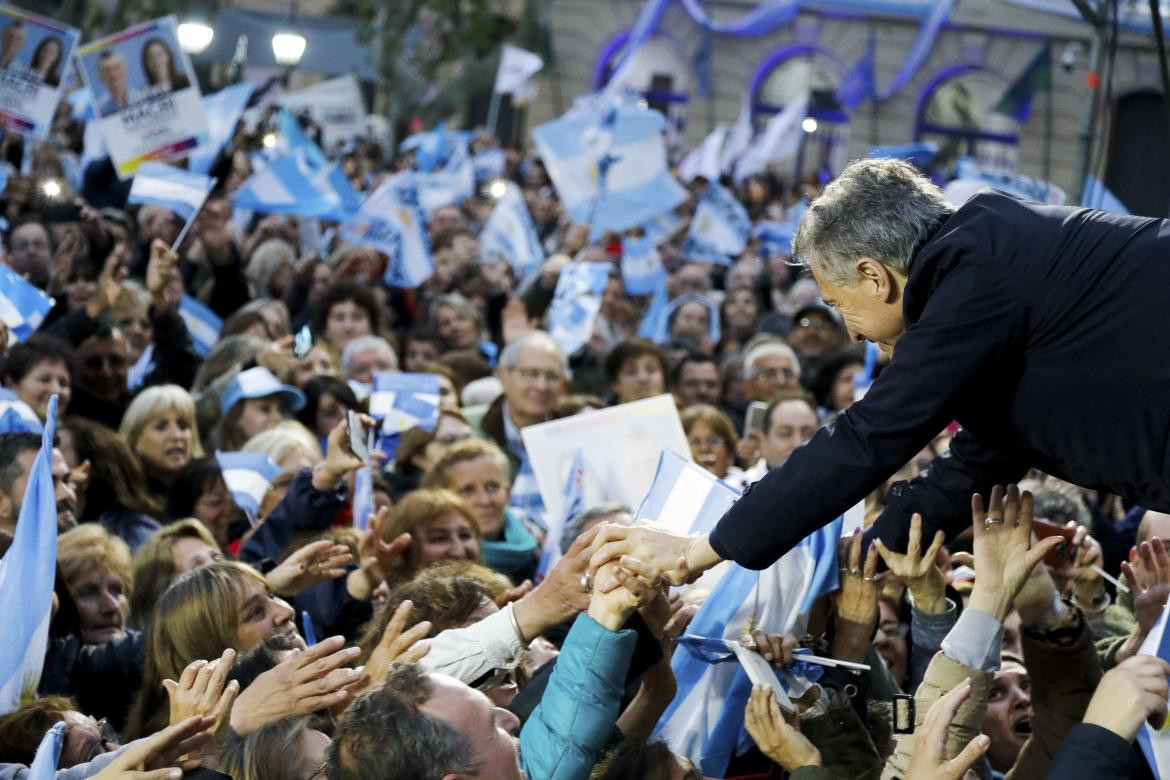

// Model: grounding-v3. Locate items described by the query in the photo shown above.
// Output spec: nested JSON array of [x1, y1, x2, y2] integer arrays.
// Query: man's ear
[[855, 257, 896, 301]]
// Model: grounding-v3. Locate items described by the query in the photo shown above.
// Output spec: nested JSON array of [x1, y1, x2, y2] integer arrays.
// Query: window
[[915, 65, 1019, 173]]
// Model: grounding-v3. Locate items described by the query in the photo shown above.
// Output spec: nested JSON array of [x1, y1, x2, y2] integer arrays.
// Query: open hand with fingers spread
[[904, 678, 990, 780], [91, 716, 216, 780], [876, 513, 948, 614], [744, 684, 821, 771], [1117, 538, 1170, 662], [161, 649, 239, 766], [267, 539, 354, 598], [354, 599, 431, 695], [1082, 654, 1170, 742]]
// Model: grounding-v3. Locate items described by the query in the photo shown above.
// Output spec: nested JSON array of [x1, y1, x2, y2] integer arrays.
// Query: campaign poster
[[0, 4, 79, 138], [75, 15, 209, 178]]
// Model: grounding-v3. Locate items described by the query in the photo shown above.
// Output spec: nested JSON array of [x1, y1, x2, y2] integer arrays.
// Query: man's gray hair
[[743, 342, 801, 381], [499, 330, 567, 373], [561, 503, 633, 554], [341, 335, 398, 375], [793, 158, 954, 285]]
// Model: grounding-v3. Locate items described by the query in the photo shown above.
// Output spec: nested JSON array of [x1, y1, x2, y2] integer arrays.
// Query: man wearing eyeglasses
[[742, 341, 802, 403]]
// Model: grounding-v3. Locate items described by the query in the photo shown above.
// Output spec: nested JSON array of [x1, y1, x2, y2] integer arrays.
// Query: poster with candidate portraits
[[76, 15, 209, 179], [0, 4, 80, 139]]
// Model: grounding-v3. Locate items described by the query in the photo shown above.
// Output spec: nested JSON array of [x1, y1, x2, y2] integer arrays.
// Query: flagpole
[[171, 180, 218, 254], [487, 90, 502, 138]]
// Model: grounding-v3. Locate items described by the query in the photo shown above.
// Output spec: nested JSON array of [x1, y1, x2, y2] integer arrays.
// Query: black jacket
[[711, 192, 1170, 567]]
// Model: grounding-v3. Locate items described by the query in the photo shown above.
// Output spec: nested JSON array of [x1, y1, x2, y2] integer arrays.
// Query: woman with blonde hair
[[124, 560, 303, 740], [128, 518, 222, 631], [57, 524, 134, 646], [119, 384, 202, 507], [377, 489, 482, 584]]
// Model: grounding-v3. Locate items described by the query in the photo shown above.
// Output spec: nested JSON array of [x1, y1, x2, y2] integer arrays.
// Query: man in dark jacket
[[588, 157, 1170, 579]]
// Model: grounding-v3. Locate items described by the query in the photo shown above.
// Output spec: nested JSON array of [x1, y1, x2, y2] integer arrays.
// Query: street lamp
[[177, 21, 214, 56], [271, 32, 306, 68]]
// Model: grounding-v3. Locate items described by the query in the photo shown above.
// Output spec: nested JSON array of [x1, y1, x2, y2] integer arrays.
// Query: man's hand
[[87, 242, 129, 319], [229, 636, 360, 735], [968, 485, 1063, 621], [744, 684, 821, 771], [91, 716, 216, 779], [354, 600, 431, 695], [1117, 539, 1170, 662], [514, 525, 597, 641], [876, 513, 948, 614], [1082, 655, 1170, 742], [588, 555, 665, 631], [313, 415, 375, 492], [145, 238, 180, 311], [1063, 523, 1107, 607], [904, 678, 991, 780], [266, 540, 354, 598], [834, 528, 880, 627], [588, 522, 720, 588]]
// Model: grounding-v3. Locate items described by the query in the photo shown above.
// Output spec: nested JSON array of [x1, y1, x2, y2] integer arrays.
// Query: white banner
[[278, 74, 366, 150], [75, 15, 208, 179]]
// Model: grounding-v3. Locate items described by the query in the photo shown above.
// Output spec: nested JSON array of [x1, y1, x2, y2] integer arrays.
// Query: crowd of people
[[0, 92, 1167, 780]]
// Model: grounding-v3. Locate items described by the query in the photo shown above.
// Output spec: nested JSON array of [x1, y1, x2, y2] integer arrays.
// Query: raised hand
[[256, 335, 299, 381], [968, 485, 1064, 621], [354, 599, 431, 695], [876, 513, 948, 614], [228, 636, 361, 736], [744, 684, 821, 771], [904, 679, 991, 780], [91, 716, 216, 780], [266, 539, 354, 598], [1123, 538, 1170, 637], [313, 414, 377, 491], [834, 528, 880, 627], [1082, 655, 1170, 742], [145, 238, 181, 310], [589, 522, 719, 589], [161, 649, 239, 765], [87, 242, 129, 319]]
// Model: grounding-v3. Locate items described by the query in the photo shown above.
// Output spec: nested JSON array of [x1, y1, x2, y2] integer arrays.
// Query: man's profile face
[[1, 24, 26, 60], [810, 263, 907, 354], [419, 674, 525, 780], [98, 53, 127, 95]]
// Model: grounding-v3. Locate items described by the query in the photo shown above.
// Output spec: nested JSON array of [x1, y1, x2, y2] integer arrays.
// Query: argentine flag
[[400, 122, 471, 172], [682, 181, 751, 265], [548, 261, 610, 356], [233, 155, 340, 218], [481, 181, 544, 276], [0, 263, 53, 344], [0, 388, 42, 434], [368, 372, 441, 437], [637, 283, 669, 341], [179, 295, 223, 358], [312, 162, 363, 222], [679, 125, 728, 183], [27, 721, 66, 780], [352, 465, 375, 532], [416, 141, 476, 215], [620, 234, 666, 296], [952, 157, 1067, 205], [532, 103, 686, 238], [216, 451, 282, 523], [128, 162, 215, 221], [341, 174, 434, 289], [648, 455, 842, 774], [0, 396, 59, 714], [734, 91, 810, 183], [536, 447, 586, 579], [190, 82, 255, 174]]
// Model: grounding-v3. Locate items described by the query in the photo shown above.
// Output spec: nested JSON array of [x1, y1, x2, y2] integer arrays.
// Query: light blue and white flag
[[642, 210, 683, 246], [1082, 174, 1129, 214], [128, 163, 215, 221], [620, 234, 666, 296], [547, 261, 610, 356], [1137, 601, 1170, 777], [721, 97, 754, 175], [27, 722, 66, 780], [951, 157, 1067, 205], [734, 91, 810, 183], [637, 283, 669, 340], [277, 108, 329, 171], [400, 122, 471, 173], [232, 155, 340, 217], [179, 295, 223, 359], [682, 181, 751, 265], [300, 611, 318, 647], [679, 125, 728, 183], [216, 451, 282, 524], [127, 344, 155, 391], [368, 372, 441, 436], [533, 103, 686, 238], [416, 141, 476, 215], [340, 173, 434, 288], [352, 465, 375, 532], [635, 449, 740, 536], [536, 448, 586, 580], [480, 182, 544, 276], [854, 340, 882, 402], [494, 44, 544, 95], [190, 82, 255, 174], [753, 220, 795, 259], [654, 490, 842, 772], [0, 389, 42, 434], [0, 395, 59, 714], [0, 263, 53, 343], [311, 162, 363, 222], [473, 148, 507, 183]]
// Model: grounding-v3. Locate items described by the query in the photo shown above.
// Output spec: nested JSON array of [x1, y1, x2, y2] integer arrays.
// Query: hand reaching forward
[[834, 528, 880, 628], [267, 539, 354, 598], [354, 599, 431, 695], [162, 649, 239, 766], [744, 684, 821, 772], [229, 636, 360, 736], [1123, 538, 1170, 639], [904, 678, 990, 780], [1082, 654, 1170, 742], [91, 716, 215, 780], [876, 513, 948, 614]]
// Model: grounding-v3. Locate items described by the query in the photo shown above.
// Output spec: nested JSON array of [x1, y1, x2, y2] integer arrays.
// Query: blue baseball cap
[[220, 367, 306, 415]]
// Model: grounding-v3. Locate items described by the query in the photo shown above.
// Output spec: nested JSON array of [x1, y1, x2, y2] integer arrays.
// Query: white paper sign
[[75, 15, 209, 178], [0, 5, 80, 139], [520, 394, 690, 527]]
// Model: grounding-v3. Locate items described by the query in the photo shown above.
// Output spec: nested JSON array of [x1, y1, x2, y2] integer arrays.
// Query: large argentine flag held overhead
[[128, 162, 215, 220], [0, 396, 59, 714], [533, 103, 686, 237], [682, 181, 751, 265]]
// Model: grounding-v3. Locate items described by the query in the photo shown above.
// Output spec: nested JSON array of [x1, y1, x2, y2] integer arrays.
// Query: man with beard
[[0, 431, 79, 533]]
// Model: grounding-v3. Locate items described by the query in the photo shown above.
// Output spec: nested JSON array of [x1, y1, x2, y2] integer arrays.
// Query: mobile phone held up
[[1031, 516, 1078, 569], [347, 410, 370, 464]]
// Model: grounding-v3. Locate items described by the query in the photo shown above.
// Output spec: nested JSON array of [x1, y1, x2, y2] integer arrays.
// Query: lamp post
[[272, 31, 306, 85], [177, 21, 214, 56]]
